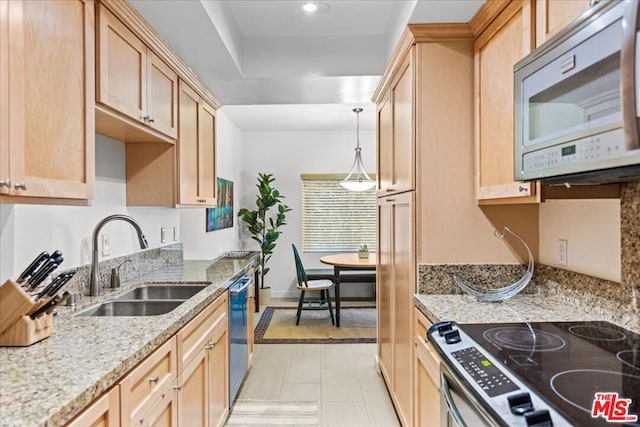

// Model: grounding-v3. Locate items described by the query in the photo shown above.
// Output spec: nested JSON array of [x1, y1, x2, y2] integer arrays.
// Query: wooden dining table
[[320, 253, 377, 327]]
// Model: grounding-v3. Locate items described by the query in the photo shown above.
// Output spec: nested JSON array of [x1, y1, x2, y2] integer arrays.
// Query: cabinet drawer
[[177, 292, 227, 372], [120, 337, 177, 426]]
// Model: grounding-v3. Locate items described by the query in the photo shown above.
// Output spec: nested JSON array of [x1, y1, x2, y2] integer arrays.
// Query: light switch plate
[[161, 227, 167, 244], [173, 226, 179, 242], [101, 234, 110, 257], [557, 239, 568, 266]]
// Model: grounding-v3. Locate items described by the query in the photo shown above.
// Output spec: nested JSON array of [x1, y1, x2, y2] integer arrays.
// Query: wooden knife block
[[0, 279, 53, 346]]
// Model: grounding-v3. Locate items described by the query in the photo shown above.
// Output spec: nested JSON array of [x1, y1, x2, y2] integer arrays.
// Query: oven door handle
[[440, 370, 468, 427]]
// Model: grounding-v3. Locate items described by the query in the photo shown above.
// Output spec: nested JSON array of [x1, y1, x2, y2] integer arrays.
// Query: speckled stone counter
[[0, 255, 257, 427], [414, 286, 638, 334]]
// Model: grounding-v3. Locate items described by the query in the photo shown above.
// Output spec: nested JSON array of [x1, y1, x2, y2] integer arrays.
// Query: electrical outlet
[[557, 239, 568, 266], [161, 227, 167, 244], [173, 226, 179, 242], [101, 234, 110, 257]]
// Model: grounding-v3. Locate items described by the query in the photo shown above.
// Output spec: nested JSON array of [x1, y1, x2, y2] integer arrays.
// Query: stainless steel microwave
[[514, 0, 640, 184]]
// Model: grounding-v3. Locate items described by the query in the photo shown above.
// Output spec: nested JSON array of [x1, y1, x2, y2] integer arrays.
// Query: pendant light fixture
[[339, 108, 375, 191]]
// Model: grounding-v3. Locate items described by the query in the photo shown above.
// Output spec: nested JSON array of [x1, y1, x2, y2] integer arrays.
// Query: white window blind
[[301, 175, 376, 252]]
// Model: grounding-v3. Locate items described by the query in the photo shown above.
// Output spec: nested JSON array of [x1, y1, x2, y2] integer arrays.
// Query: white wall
[[181, 110, 243, 260], [538, 199, 621, 282], [0, 134, 179, 280], [241, 129, 376, 298]]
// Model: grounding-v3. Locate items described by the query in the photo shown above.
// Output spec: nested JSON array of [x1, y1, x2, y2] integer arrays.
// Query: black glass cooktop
[[460, 321, 640, 427]]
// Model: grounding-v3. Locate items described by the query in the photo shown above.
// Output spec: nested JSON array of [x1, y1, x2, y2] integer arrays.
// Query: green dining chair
[[292, 244, 335, 326]]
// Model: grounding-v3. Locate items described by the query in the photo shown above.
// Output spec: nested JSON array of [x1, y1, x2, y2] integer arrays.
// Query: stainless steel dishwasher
[[228, 274, 251, 402]]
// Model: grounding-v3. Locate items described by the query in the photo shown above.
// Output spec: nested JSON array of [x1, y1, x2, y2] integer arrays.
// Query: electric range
[[428, 320, 640, 426]]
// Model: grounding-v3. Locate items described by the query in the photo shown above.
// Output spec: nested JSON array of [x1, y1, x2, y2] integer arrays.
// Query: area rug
[[226, 400, 318, 426], [255, 306, 376, 344]]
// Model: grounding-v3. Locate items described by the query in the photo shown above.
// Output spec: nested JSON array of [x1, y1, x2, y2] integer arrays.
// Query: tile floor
[[236, 299, 400, 426]]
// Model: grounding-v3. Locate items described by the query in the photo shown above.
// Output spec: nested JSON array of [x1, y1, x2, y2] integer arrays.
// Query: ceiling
[[130, 0, 484, 130]]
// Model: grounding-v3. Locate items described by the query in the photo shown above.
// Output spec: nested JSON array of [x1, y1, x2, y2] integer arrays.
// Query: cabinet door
[[1, 0, 94, 201], [177, 347, 208, 427], [177, 81, 199, 205], [377, 92, 393, 195], [120, 338, 177, 427], [67, 387, 120, 427], [391, 191, 415, 427], [377, 197, 393, 384], [139, 387, 178, 427], [147, 51, 178, 139], [178, 80, 216, 206], [0, 0, 10, 195], [198, 101, 216, 204], [536, 0, 591, 47], [391, 54, 414, 195], [97, 4, 146, 124], [208, 305, 229, 427], [475, 1, 538, 203], [414, 309, 440, 427]]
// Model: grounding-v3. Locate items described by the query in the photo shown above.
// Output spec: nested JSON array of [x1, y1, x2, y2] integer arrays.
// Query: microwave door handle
[[621, 0, 640, 150], [440, 371, 469, 427]]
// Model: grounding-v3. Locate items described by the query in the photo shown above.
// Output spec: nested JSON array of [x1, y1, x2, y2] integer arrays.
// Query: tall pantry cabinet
[[374, 25, 475, 427]]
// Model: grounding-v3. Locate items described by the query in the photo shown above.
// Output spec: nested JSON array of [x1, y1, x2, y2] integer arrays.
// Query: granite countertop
[[414, 292, 628, 328], [0, 255, 257, 427]]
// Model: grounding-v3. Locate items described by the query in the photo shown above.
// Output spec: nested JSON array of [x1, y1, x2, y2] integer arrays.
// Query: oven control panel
[[428, 321, 572, 427], [451, 347, 519, 397]]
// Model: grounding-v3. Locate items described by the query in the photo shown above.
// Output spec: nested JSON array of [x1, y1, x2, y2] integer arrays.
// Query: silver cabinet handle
[[518, 185, 528, 193], [197, 199, 206, 203], [173, 385, 182, 391], [14, 182, 27, 191], [142, 115, 155, 123], [0, 178, 11, 188], [149, 376, 159, 383], [205, 341, 215, 350], [589, 0, 599, 6], [386, 188, 394, 192]]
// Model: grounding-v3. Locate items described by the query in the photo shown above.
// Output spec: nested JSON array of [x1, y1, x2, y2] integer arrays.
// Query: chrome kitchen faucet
[[89, 215, 148, 296]]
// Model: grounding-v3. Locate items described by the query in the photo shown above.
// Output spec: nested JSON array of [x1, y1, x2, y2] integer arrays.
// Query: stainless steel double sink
[[76, 285, 208, 317]]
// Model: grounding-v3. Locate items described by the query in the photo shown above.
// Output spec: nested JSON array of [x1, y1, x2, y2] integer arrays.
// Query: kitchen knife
[[45, 292, 70, 315], [44, 272, 75, 298], [27, 260, 58, 290], [29, 295, 60, 319], [16, 251, 49, 284], [35, 271, 74, 300]]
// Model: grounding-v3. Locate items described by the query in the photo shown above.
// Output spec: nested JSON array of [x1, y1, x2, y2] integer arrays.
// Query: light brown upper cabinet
[[0, 0, 95, 204], [474, 0, 539, 204], [125, 80, 216, 207], [177, 81, 216, 206], [96, 3, 178, 142], [535, 0, 592, 47], [377, 52, 415, 197]]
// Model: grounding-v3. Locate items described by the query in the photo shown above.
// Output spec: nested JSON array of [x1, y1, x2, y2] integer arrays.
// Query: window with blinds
[[301, 174, 376, 252]]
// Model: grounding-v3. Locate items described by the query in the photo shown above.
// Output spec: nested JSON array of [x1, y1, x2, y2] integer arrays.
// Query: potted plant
[[238, 173, 292, 306], [358, 244, 369, 259]]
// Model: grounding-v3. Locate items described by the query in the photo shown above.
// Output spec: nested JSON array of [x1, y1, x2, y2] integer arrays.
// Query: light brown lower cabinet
[[414, 308, 441, 427], [176, 292, 229, 427], [67, 387, 120, 427], [66, 292, 229, 427], [120, 337, 178, 426]]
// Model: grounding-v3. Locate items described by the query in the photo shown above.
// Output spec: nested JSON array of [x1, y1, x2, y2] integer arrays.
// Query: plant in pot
[[238, 173, 292, 306], [358, 244, 370, 259]]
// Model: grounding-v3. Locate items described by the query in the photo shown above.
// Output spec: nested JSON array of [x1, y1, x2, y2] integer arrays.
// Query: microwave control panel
[[523, 127, 624, 173]]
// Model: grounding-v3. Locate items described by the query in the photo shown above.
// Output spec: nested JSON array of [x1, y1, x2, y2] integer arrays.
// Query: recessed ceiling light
[[303, 2, 319, 13]]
